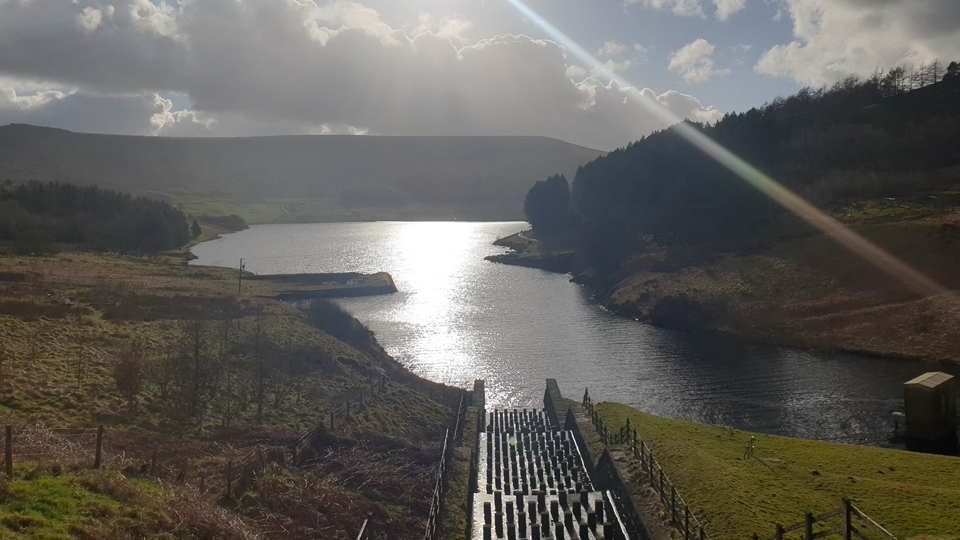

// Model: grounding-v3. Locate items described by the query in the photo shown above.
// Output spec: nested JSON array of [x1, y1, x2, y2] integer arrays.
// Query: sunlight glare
[[504, 0, 948, 299]]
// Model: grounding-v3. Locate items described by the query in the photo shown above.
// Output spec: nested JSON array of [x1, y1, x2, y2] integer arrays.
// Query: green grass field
[[595, 402, 960, 540]]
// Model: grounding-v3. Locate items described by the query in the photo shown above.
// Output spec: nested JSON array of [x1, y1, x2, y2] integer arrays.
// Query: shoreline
[[488, 230, 960, 365]]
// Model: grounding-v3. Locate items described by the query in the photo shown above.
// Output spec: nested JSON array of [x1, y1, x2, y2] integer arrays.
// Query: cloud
[[623, 0, 746, 20], [597, 41, 628, 57], [756, 0, 960, 86], [668, 38, 731, 83], [0, 0, 723, 150], [592, 59, 634, 77], [414, 13, 473, 43], [77, 7, 103, 32], [566, 65, 587, 79], [713, 0, 746, 21]]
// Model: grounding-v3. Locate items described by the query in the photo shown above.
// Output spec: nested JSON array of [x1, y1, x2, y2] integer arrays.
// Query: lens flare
[[504, 0, 947, 299]]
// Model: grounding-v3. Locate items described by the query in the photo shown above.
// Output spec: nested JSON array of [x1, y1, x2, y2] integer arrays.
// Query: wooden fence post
[[659, 469, 665, 500], [805, 512, 814, 540], [4, 425, 11, 478], [671, 486, 677, 524], [775, 523, 784, 540], [684, 506, 690, 540], [843, 499, 852, 540], [94, 425, 104, 469], [150, 446, 158, 476], [346, 401, 351, 417]]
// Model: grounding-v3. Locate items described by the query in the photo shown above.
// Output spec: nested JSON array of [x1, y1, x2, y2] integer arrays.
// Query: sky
[[0, 0, 958, 150]]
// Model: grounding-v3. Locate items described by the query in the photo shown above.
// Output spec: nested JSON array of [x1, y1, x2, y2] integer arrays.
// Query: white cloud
[[756, 0, 960, 86], [0, 87, 68, 111], [566, 65, 587, 79], [623, 0, 746, 19], [713, 0, 746, 21], [149, 94, 213, 134], [0, 0, 723, 150], [597, 41, 628, 58], [668, 38, 730, 84], [414, 13, 473, 43], [77, 7, 102, 32], [592, 60, 634, 78]]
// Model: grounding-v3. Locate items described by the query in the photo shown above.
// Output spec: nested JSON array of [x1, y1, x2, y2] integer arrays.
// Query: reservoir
[[191, 221, 960, 448]]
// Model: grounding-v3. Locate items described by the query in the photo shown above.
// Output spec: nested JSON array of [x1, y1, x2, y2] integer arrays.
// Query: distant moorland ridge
[[0, 125, 604, 221]]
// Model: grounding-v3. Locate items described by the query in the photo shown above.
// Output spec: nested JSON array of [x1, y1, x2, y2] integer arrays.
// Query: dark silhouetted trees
[[552, 60, 960, 272], [0, 181, 190, 254], [523, 174, 575, 236]]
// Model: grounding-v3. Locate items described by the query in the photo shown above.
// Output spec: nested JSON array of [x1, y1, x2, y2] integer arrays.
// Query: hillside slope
[[0, 124, 603, 222]]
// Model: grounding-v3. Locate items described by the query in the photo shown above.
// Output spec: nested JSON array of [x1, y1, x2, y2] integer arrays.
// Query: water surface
[[191, 221, 959, 447]]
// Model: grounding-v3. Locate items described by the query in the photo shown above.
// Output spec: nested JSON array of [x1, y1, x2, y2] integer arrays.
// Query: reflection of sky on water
[[192, 222, 960, 447]]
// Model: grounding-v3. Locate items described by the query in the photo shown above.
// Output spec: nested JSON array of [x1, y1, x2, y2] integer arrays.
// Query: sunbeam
[[504, 0, 948, 299]]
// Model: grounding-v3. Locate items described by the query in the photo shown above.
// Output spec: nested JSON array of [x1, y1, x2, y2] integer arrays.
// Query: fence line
[[583, 389, 710, 540], [324, 375, 388, 432], [753, 500, 897, 540], [3, 423, 105, 476], [422, 395, 466, 540]]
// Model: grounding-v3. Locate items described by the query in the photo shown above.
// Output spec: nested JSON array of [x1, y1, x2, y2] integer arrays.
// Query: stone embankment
[[248, 271, 398, 300]]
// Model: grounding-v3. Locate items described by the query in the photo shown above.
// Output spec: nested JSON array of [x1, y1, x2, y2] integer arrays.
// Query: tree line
[[524, 61, 960, 271], [0, 180, 191, 254]]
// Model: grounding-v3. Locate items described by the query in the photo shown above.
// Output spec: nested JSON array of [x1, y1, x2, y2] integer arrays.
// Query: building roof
[[905, 371, 955, 389]]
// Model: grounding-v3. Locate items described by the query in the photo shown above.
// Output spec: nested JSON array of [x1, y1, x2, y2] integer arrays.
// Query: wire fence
[[753, 501, 897, 540], [2, 423, 105, 476], [422, 395, 466, 540], [583, 389, 711, 540]]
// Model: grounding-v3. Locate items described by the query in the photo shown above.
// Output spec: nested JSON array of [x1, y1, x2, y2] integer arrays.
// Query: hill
[[0, 125, 603, 222], [0, 249, 465, 538], [497, 66, 960, 363]]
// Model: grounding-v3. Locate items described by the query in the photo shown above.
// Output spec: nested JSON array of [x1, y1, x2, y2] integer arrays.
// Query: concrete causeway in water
[[471, 382, 632, 540]]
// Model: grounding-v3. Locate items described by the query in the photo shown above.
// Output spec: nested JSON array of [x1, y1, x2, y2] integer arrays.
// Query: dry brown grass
[[0, 249, 462, 539], [605, 211, 960, 363]]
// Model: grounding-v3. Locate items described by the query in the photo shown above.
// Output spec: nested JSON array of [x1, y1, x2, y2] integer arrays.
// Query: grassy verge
[[0, 467, 255, 539], [595, 402, 960, 540]]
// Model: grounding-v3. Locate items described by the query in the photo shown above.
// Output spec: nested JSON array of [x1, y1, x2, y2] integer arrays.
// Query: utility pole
[[238, 258, 244, 294]]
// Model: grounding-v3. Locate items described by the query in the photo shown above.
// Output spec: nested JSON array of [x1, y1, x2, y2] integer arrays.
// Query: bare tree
[[114, 341, 146, 408], [151, 346, 178, 401]]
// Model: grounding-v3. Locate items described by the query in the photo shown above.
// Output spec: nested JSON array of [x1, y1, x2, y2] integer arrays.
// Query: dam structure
[[471, 383, 632, 539]]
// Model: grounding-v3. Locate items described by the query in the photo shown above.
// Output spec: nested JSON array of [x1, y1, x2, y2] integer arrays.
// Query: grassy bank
[[594, 402, 960, 540], [0, 248, 463, 538]]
